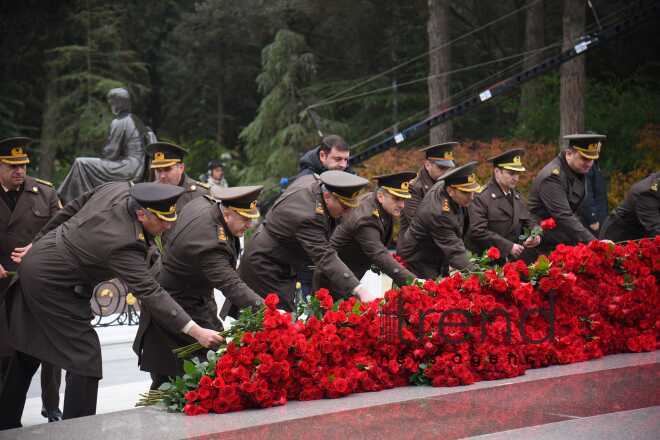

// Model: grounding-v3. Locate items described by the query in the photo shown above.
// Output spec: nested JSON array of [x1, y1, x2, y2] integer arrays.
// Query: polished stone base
[[1, 351, 658, 440]]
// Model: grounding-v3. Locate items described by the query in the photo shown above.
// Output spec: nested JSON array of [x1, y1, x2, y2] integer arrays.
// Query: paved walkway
[[20, 325, 150, 428]]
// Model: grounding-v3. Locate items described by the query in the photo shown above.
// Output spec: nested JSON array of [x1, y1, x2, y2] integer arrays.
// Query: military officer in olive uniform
[[0, 182, 223, 429], [468, 148, 540, 264], [600, 171, 659, 242], [147, 142, 209, 244], [528, 134, 605, 252], [135, 186, 266, 390], [240, 171, 373, 311], [400, 142, 457, 235], [397, 162, 481, 279], [315, 172, 420, 298], [0, 137, 64, 422]]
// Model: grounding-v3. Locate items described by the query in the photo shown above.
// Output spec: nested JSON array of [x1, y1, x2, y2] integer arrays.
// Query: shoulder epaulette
[[35, 178, 54, 187], [217, 224, 227, 241], [196, 181, 210, 190], [442, 198, 450, 213], [551, 168, 560, 176], [203, 194, 217, 203]]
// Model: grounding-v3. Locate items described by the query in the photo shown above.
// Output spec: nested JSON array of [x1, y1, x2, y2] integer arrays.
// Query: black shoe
[[41, 408, 63, 422]]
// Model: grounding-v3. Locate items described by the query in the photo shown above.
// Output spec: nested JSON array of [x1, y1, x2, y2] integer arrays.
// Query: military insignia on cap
[[442, 198, 450, 212], [552, 168, 560, 175], [217, 225, 227, 241], [11, 147, 24, 156], [154, 152, 165, 161], [587, 142, 602, 152]]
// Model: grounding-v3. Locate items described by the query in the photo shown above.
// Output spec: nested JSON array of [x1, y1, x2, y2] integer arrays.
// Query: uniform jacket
[[399, 167, 435, 235], [578, 163, 608, 229], [468, 178, 534, 257], [135, 195, 263, 376], [0, 176, 60, 357], [2, 182, 191, 378], [318, 192, 416, 296], [527, 153, 595, 250], [600, 172, 659, 242], [397, 184, 474, 279], [239, 175, 360, 311], [160, 174, 209, 245], [0, 176, 60, 275]]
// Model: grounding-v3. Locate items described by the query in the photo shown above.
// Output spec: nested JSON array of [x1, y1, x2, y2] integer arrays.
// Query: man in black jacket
[[296, 135, 351, 178]]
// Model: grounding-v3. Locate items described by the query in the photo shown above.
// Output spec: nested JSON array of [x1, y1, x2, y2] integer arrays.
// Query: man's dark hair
[[319, 135, 349, 153]]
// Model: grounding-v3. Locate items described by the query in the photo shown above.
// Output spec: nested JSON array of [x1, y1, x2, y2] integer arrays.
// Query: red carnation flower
[[264, 293, 280, 309], [540, 218, 556, 230], [487, 247, 501, 261], [184, 390, 199, 402], [199, 375, 213, 388]]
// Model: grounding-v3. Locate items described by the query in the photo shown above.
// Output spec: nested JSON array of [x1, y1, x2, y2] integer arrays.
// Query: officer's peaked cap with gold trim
[[564, 133, 605, 160], [374, 171, 417, 199], [438, 160, 481, 192], [487, 148, 526, 172], [0, 137, 32, 165], [213, 185, 264, 219], [320, 170, 369, 208], [419, 142, 458, 168], [147, 141, 188, 169], [130, 182, 185, 222]]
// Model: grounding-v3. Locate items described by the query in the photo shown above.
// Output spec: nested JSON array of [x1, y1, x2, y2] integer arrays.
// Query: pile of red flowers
[[146, 238, 659, 415]]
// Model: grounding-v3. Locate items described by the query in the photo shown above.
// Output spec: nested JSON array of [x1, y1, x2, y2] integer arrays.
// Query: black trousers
[[0, 351, 98, 430], [40, 362, 62, 412], [0, 357, 62, 414]]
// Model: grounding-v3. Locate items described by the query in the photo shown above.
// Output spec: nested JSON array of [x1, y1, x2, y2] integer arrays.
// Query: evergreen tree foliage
[[239, 29, 320, 182], [46, 1, 149, 157]]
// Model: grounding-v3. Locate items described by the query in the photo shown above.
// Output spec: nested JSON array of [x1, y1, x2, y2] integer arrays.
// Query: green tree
[[38, 0, 150, 180], [239, 29, 319, 183]]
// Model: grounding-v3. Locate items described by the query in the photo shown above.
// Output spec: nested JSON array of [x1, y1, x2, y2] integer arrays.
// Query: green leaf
[[183, 360, 196, 376], [158, 382, 173, 391]]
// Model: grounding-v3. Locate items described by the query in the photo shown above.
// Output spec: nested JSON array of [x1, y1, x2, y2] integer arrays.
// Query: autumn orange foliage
[[355, 138, 558, 197], [606, 124, 660, 208]]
